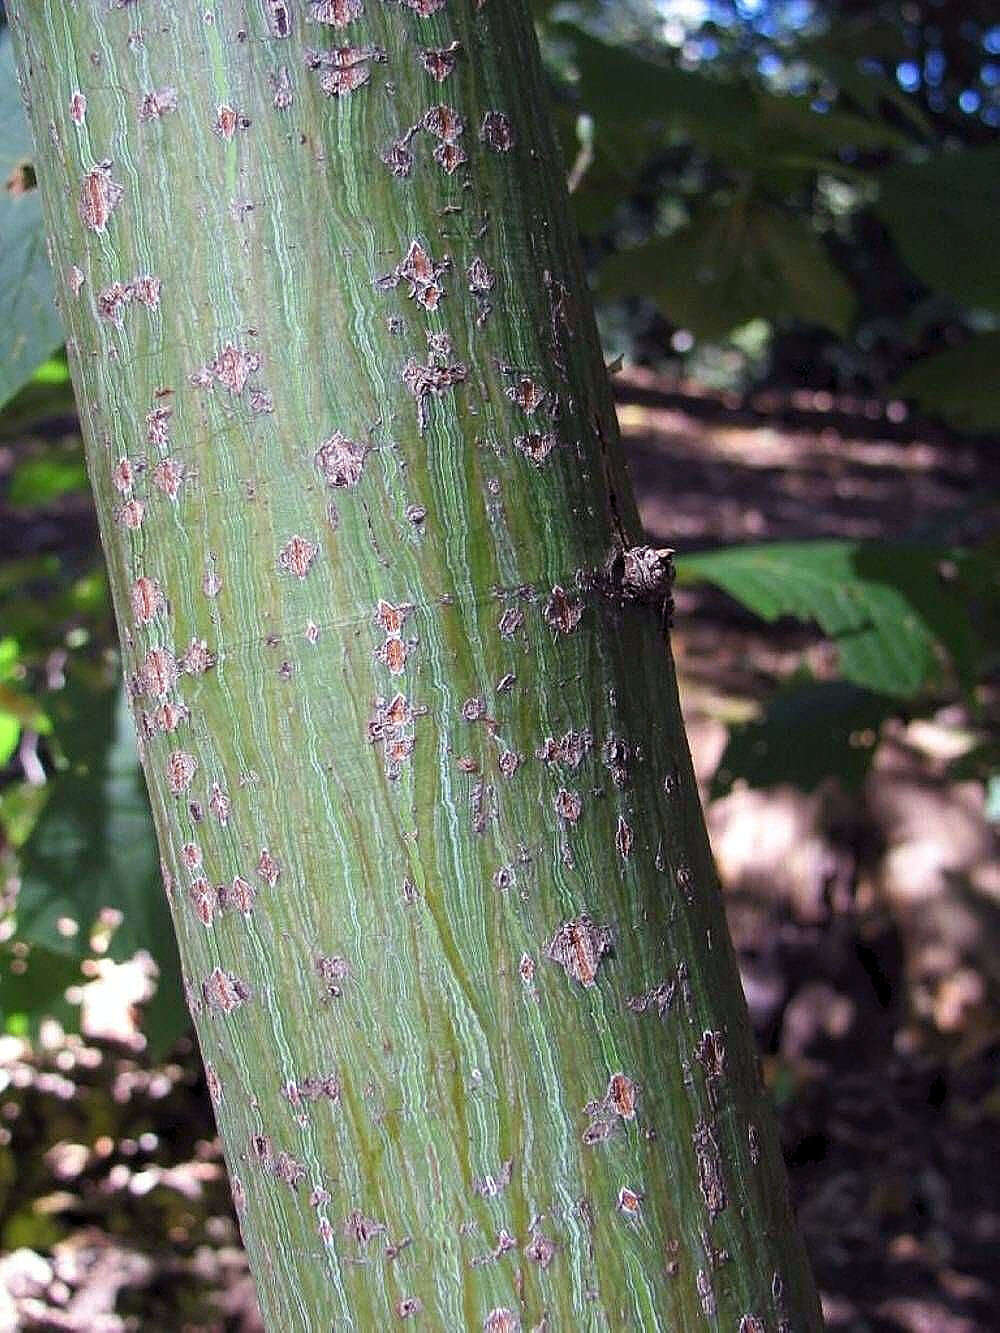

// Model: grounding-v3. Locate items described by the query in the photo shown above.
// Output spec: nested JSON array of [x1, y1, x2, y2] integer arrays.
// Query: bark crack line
[[201, 571, 663, 665]]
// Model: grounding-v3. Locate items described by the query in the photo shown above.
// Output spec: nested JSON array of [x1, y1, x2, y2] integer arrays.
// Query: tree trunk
[[9, 3, 822, 1329]]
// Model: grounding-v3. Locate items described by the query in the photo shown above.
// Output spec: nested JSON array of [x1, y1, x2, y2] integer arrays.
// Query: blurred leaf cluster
[[536, 0, 999, 430], [3, 6, 1000, 421], [529, 0, 998, 809], [0, 365, 187, 1054], [0, 31, 64, 407], [0, 5, 997, 1048], [675, 541, 997, 797]]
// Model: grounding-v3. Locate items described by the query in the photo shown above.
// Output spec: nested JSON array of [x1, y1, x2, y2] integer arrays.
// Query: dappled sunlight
[[618, 368, 997, 549]]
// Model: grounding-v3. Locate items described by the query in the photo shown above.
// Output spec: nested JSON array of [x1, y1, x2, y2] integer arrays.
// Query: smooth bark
[[10, 2, 822, 1328]]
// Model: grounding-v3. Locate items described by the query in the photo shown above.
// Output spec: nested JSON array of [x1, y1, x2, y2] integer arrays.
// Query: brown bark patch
[[545, 915, 613, 988]]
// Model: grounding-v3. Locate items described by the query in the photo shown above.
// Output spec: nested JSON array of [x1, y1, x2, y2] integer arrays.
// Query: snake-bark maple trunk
[[9, 2, 822, 1329]]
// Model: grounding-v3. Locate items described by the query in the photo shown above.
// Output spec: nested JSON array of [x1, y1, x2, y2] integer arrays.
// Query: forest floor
[[0, 371, 997, 1331]]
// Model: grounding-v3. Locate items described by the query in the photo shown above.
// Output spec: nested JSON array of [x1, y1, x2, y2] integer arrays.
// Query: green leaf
[[0, 32, 34, 181], [31, 355, 71, 386], [893, 332, 1000, 433], [0, 712, 19, 766], [793, 15, 910, 63], [0, 637, 20, 678], [711, 679, 894, 798], [550, 22, 753, 141], [551, 22, 909, 164], [791, 15, 933, 143], [0, 943, 83, 1038], [675, 542, 983, 697], [800, 51, 933, 142], [600, 199, 855, 339], [0, 32, 65, 408], [8, 453, 88, 506], [744, 90, 911, 159], [875, 147, 1000, 311], [0, 364, 76, 434], [14, 670, 188, 1055], [0, 636, 48, 761]]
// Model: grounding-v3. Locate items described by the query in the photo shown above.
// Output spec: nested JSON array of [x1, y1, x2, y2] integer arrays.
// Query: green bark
[[9, 2, 822, 1329]]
